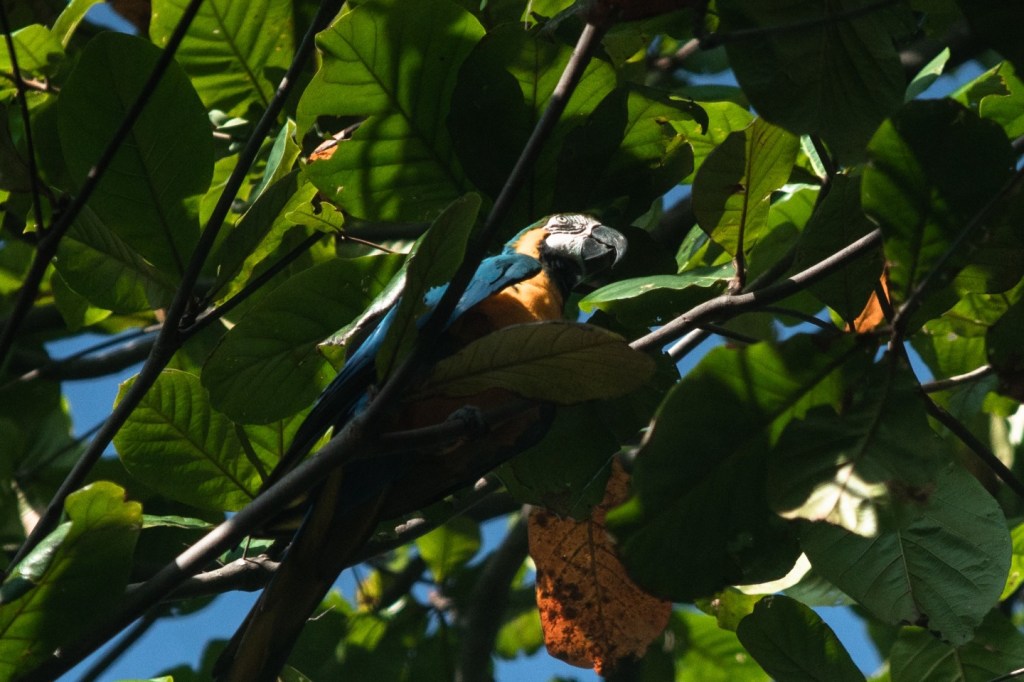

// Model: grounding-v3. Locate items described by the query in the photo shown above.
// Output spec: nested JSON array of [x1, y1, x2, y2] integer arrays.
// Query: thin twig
[[0, 3, 44, 233], [922, 394, 1024, 501], [920, 365, 994, 393]]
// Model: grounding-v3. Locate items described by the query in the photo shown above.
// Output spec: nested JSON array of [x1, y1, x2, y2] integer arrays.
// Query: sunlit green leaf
[[0, 482, 140, 679], [768, 363, 945, 535], [675, 611, 769, 682], [301, 0, 483, 221], [693, 118, 799, 260], [115, 370, 265, 511], [578, 265, 731, 328], [150, 0, 295, 117]]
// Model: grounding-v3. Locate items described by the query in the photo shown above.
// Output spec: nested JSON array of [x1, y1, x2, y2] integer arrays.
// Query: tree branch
[[631, 229, 883, 353], [920, 365, 994, 393], [455, 516, 529, 682]]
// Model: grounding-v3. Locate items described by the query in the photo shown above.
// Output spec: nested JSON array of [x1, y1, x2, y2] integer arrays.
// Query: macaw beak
[[581, 224, 628, 272]]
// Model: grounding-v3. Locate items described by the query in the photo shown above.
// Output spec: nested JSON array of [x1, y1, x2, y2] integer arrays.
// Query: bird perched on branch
[[214, 213, 627, 681]]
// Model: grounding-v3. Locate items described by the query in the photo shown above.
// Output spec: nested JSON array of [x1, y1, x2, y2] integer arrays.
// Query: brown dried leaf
[[528, 460, 671, 675], [849, 273, 890, 333]]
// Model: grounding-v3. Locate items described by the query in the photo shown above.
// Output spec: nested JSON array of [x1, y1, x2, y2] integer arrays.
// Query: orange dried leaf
[[849, 273, 890, 333], [528, 461, 671, 675]]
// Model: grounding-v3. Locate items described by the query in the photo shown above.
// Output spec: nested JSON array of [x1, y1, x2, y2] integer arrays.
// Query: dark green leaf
[[737, 596, 864, 682], [862, 100, 1015, 304], [202, 254, 404, 423], [446, 22, 617, 223], [499, 404, 617, 518], [57, 32, 213, 278], [420, 321, 655, 404], [718, 0, 908, 163], [957, 1, 1024, 75], [795, 174, 883, 324], [0, 482, 140, 678], [0, 25, 63, 78], [890, 610, 1024, 682], [555, 85, 703, 222], [609, 335, 868, 601], [301, 0, 483, 221], [150, 0, 295, 117], [693, 118, 799, 257], [802, 464, 1010, 645]]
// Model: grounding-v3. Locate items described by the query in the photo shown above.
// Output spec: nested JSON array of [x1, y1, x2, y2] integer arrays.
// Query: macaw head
[[508, 213, 628, 295]]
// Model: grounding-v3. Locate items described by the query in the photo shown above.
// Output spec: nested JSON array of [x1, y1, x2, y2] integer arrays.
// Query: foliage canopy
[[1, 0, 1024, 680]]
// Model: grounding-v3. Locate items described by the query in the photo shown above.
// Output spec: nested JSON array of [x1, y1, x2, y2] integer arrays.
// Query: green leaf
[[890, 611, 1024, 682], [420, 321, 655, 404], [794, 174, 883, 324], [693, 118, 799, 258], [499, 404, 617, 518], [202, 254, 405, 423], [150, 0, 295, 117], [736, 595, 865, 682], [954, 61, 1024, 141], [114, 370, 266, 511], [375, 193, 480, 377], [446, 22, 617, 223], [1001, 521, 1024, 600], [54, 205, 176, 313], [0, 482, 140, 679], [578, 265, 731, 328], [414, 516, 480, 582], [300, 0, 484, 221], [802, 464, 1011, 645], [718, 0, 908, 163], [768, 364, 945, 535], [555, 85, 703, 222], [0, 25, 63, 78], [57, 32, 213, 278], [609, 335, 868, 601], [675, 611, 769, 682], [905, 47, 950, 102], [696, 588, 763, 632], [51, 0, 102, 47], [862, 100, 1015, 305], [676, 100, 754, 184]]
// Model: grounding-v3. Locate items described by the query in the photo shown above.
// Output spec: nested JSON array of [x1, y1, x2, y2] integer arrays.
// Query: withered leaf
[[528, 460, 671, 675]]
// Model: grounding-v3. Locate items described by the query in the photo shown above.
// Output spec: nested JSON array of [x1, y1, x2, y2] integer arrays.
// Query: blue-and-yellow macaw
[[215, 214, 627, 681]]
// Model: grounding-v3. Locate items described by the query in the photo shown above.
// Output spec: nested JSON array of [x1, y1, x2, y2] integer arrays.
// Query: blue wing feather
[[264, 252, 541, 487]]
